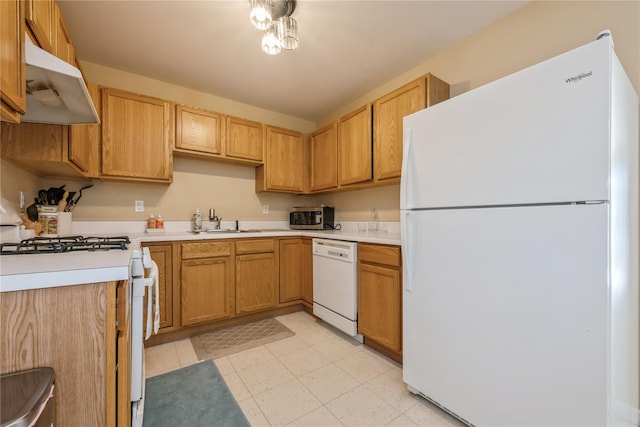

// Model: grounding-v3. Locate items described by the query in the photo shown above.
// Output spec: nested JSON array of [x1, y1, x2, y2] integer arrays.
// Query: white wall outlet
[[19, 191, 24, 209], [135, 200, 144, 212], [262, 204, 269, 214]]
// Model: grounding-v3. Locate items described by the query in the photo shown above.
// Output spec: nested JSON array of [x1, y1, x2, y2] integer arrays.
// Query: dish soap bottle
[[155, 213, 164, 229], [192, 209, 202, 232], [368, 208, 379, 232]]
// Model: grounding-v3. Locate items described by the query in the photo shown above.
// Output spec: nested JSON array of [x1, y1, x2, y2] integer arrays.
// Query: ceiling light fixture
[[249, 0, 298, 55]]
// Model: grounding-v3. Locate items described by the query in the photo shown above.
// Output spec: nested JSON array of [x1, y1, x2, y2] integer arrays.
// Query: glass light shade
[[250, 0, 272, 31], [261, 23, 281, 55], [277, 16, 298, 50]]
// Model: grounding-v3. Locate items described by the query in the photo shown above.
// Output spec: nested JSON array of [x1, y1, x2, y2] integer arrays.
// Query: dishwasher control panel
[[312, 238, 356, 262]]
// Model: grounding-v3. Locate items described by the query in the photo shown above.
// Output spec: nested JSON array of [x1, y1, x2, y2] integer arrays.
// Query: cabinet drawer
[[235, 239, 275, 254], [181, 241, 232, 259], [358, 243, 401, 267]]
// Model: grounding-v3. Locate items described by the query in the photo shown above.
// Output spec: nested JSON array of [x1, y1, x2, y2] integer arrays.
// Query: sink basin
[[201, 229, 262, 233]]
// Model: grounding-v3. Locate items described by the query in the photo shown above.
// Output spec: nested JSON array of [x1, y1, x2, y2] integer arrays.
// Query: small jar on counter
[[155, 214, 164, 229], [147, 214, 156, 229]]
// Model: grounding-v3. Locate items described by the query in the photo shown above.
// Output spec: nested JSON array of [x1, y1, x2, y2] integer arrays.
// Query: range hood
[[22, 40, 99, 124]]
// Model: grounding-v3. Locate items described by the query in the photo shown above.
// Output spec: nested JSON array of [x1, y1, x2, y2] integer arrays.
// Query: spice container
[[155, 214, 164, 229], [37, 205, 59, 237]]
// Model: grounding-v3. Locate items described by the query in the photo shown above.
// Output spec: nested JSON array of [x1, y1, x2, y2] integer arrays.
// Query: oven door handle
[[144, 260, 159, 340]]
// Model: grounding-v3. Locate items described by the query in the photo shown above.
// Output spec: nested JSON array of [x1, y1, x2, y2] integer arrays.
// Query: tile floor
[[145, 311, 463, 427]]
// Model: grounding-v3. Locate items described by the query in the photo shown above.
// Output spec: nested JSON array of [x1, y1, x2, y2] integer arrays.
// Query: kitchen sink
[[201, 229, 262, 233]]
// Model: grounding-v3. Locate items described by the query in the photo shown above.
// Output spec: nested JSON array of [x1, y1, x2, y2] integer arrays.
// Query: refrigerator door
[[401, 37, 611, 210], [402, 204, 608, 426]]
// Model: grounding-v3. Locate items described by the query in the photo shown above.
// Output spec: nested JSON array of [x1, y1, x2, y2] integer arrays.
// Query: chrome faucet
[[209, 208, 222, 229]]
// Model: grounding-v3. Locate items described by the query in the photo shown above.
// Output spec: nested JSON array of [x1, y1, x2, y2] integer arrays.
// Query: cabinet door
[[147, 244, 173, 330], [310, 122, 338, 191], [69, 82, 101, 177], [262, 125, 305, 192], [358, 263, 402, 352], [52, 2, 74, 64], [101, 88, 174, 182], [176, 105, 222, 155], [374, 78, 425, 182], [373, 74, 449, 182], [301, 238, 313, 304], [279, 239, 303, 303], [0, 0, 26, 122], [338, 104, 372, 186], [181, 256, 234, 326], [0, 121, 92, 178], [26, 0, 53, 52], [224, 116, 263, 162], [236, 252, 277, 314]]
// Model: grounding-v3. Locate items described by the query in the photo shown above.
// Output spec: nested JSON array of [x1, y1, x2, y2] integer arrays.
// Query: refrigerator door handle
[[400, 128, 414, 209], [402, 210, 414, 292]]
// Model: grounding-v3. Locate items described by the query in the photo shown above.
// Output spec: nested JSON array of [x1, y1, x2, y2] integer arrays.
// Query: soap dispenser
[[192, 209, 202, 232]]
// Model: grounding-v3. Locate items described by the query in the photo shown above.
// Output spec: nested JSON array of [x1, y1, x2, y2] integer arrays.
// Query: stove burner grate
[[0, 235, 131, 255]]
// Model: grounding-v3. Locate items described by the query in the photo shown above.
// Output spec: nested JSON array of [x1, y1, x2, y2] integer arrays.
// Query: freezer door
[[401, 37, 611, 210], [402, 204, 608, 426]]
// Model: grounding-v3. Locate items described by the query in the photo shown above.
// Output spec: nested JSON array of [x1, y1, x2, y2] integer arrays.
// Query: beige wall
[[320, 0, 639, 125], [315, 0, 639, 220], [39, 157, 312, 221], [2, 0, 638, 221]]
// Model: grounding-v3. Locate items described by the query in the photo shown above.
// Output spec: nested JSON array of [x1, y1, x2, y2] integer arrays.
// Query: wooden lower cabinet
[[235, 239, 277, 314], [358, 243, 402, 357], [180, 241, 234, 326], [301, 238, 313, 304], [279, 237, 313, 305], [0, 281, 124, 426], [146, 243, 174, 330]]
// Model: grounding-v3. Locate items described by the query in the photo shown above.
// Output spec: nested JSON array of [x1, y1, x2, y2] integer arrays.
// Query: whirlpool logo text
[[566, 71, 593, 83]]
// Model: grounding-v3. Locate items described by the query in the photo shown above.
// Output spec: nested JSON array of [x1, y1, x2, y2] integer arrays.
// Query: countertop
[[0, 229, 400, 292]]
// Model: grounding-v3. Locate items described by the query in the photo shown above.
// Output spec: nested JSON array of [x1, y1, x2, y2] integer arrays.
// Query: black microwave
[[289, 206, 335, 230]]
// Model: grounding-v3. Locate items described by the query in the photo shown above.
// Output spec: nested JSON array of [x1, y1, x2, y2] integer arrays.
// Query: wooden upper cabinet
[[25, 0, 53, 52], [310, 122, 338, 192], [0, 0, 26, 123], [256, 125, 305, 193], [175, 104, 222, 156], [52, 2, 74, 64], [69, 82, 101, 177], [101, 88, 174, 183], [1, 120, 96, 179], [224, 115, 263, 163], [338, 104, 372, 186], [373, 74, 449, 182]]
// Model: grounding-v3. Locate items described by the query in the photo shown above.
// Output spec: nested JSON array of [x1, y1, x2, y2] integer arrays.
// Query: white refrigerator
[[401, 34, 639, 426]]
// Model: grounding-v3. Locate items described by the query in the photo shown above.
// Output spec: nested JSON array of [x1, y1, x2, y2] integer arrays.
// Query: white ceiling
[[57, 0, 528, 122]]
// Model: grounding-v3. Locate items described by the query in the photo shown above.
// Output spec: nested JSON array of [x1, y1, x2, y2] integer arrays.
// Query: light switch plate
[[262, 204, 269, 214], [135, 200, 144, 212]]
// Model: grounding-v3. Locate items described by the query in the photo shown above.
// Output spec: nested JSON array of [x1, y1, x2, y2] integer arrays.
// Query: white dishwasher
[[312, 238, 362, 341]]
